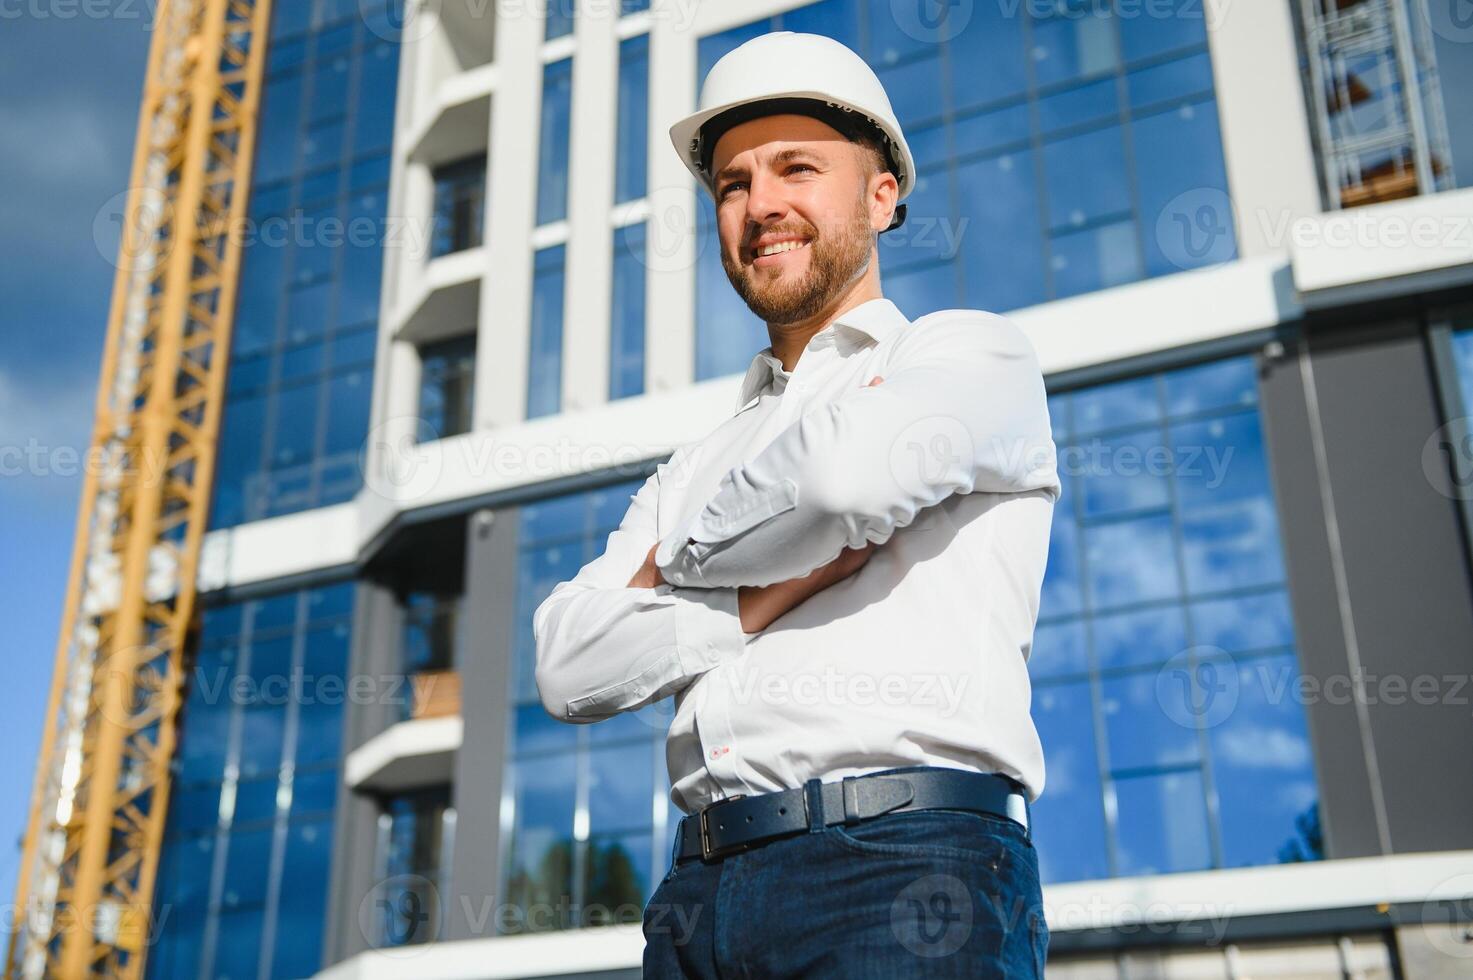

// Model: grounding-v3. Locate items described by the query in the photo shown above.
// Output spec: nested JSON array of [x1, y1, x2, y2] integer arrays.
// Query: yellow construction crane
[[7, 0, 272, 975]]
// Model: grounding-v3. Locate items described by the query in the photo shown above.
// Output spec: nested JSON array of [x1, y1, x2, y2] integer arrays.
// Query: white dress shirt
[[533, 297, 1061, 814]]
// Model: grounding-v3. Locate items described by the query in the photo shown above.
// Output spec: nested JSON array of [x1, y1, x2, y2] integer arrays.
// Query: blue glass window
[[546, 0, 575, 40], [528, 245, 566, 419], [430, 155, 486, 257], [537, 59, 574, 226], [375, 788, 452, 948], [213, 15, 399, 528], [148, 582, 355, 979], [693, 0, 1237, 378], [615, 34, 649, 204], [1032, 355, 1319, 883], [503, 481, 670, 933], [610, 222, 646, 399], [419, 333, 477, 439]]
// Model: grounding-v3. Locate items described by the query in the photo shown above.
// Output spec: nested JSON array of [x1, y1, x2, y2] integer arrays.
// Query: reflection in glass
[[1033, 355, 1317, 883]]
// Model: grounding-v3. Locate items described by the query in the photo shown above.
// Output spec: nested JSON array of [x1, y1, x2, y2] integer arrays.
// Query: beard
[[722, 203, 875, 325]]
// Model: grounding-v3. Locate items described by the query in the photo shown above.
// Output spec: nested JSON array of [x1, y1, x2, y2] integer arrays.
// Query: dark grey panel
[[1302, 320, 1473, 854], [446, 506, 521, 940], [1258, 335, 1387, 860], [324, 580, 405, 964]]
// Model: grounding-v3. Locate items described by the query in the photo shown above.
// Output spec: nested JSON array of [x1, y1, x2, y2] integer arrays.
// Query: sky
[[0, 10, 150, 912]]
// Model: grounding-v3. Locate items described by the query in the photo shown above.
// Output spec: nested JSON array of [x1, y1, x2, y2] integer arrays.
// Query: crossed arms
[[532, 310, 1058, 723]]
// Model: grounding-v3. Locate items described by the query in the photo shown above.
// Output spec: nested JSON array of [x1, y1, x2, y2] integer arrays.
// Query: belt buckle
[[698, 794, 747, 860]]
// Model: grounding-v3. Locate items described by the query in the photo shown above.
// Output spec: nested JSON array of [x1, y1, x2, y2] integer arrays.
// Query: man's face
[[709, 114, 892, 325]]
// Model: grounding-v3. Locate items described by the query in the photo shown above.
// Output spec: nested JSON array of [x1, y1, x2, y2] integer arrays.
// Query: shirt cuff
[[668, 583, 745, 672], [654, 515, 711, 589]]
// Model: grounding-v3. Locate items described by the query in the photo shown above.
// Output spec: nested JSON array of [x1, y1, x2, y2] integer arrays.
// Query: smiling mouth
[[751, 239, 812, 261]]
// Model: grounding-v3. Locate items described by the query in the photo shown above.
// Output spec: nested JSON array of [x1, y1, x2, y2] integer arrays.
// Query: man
[[534, 31, 1059, 978]]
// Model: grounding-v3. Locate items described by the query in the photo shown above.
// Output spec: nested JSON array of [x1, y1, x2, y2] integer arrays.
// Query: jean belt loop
[[1024, 790, 1033, 842], [804, 777, 825, 833]]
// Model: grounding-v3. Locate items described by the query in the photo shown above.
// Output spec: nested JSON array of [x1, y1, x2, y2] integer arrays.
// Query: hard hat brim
[[668, 90, 916, 206]]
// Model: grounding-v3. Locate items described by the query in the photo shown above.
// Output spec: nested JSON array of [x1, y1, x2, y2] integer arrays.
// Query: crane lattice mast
[[7, 0, 272, 975]]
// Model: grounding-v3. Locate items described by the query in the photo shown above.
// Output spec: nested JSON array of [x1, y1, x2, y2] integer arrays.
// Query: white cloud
[[0, 363, 96, 472], [0, 101, 113, 189], [1214, 724, 1312, 771]]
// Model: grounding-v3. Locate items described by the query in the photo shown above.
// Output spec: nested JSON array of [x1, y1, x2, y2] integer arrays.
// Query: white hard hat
[[669, 31, 915, 232]]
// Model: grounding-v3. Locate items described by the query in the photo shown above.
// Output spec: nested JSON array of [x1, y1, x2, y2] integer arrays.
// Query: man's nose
[[744, 170, 787, 229]]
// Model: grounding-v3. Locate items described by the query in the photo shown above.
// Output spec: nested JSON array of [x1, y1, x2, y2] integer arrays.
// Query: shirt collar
[[734, 298, 909, 412]]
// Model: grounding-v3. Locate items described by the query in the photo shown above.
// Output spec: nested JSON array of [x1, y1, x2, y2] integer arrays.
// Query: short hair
[[851, 130, 891, 182]]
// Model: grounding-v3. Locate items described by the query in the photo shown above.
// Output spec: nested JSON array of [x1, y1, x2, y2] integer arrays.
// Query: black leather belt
[[674, 767, 1030, 862]]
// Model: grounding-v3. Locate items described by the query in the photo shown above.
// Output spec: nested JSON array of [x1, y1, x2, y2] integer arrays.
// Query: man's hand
[[628, 543, 666, 589], [736, 541, 876, 633]]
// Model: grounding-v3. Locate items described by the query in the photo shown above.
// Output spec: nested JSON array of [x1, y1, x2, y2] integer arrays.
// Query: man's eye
[[719, 182, 747, 199], [787, 164, 814, 174]]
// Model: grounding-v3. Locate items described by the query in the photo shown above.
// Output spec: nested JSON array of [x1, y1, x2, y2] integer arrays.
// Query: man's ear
[[867, 167, 900, 234]]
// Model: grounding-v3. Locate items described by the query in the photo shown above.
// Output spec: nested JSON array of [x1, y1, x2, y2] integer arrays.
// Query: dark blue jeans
[[642, 780, 1049, 978]]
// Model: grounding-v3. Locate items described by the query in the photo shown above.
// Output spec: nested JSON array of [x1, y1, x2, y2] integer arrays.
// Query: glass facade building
[[149, 2, 397, 977], [1035, 355, 1317, 882], [503, 482, 677, 933], [148, 583, 354, 979], [694, 0, 1235, 379], [211, 0, 400, 528]]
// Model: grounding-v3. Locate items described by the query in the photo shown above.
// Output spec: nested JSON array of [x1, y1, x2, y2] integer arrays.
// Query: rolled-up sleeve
[[654, 311, 1060, 589], [533, 462, 746, 723]]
